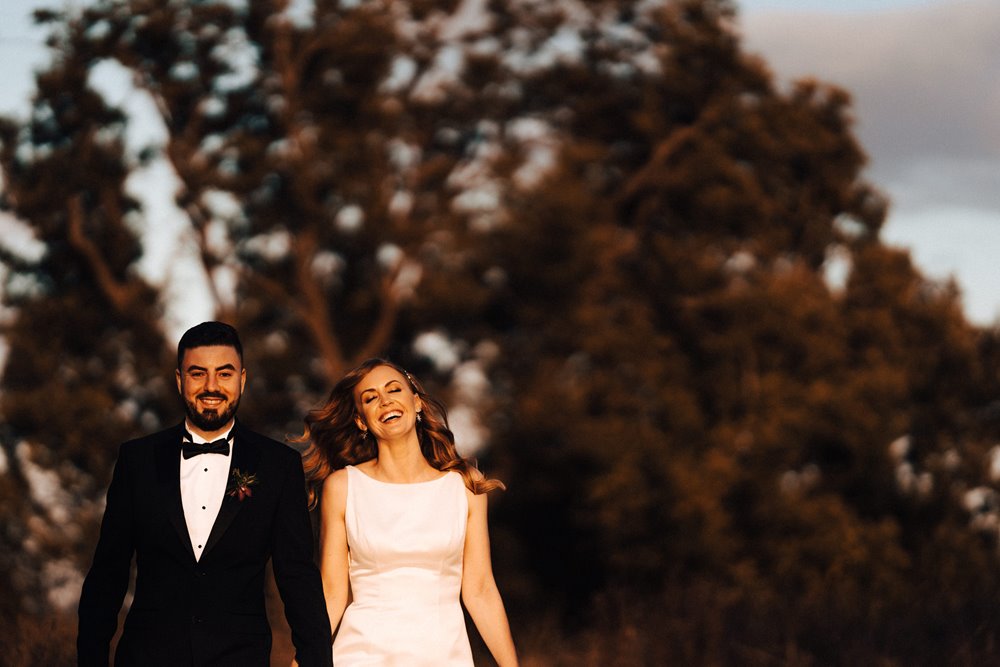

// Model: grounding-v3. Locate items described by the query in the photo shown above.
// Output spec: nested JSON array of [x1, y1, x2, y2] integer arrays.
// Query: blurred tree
[[0, 34, 175, 659], [3, 0, 1000, 664], [475, 0, 1000, 663]]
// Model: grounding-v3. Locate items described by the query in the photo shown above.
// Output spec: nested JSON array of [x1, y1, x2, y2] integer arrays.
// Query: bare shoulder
[[322, 468, 350, 512], [464, 467, 488, 510], [323, 467, 349, 492]]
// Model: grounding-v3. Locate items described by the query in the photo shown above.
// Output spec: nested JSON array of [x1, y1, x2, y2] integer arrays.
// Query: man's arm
[[77, 445, 135, 667], [271, 449, 333, 667]]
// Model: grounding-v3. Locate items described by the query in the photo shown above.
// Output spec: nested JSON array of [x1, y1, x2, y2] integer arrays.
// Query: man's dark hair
[[176, 321, 243, 369]]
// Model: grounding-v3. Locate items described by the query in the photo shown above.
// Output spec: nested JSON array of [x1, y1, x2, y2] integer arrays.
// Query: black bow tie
[[182, 434, 231, 459]]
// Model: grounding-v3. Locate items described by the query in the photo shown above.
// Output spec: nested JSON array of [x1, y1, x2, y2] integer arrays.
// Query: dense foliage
[[2, 0, 999, 664]]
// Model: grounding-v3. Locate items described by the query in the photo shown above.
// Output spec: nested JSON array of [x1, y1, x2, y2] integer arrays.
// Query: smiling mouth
[[380, 410, 403, 423], [199, 394, 226, 408]]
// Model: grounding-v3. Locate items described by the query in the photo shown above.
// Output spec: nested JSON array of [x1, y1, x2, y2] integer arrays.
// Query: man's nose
[[205, 373, 220, 390]]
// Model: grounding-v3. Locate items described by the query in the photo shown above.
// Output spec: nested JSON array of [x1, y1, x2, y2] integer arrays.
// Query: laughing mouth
[[380, 410, 403, 423]]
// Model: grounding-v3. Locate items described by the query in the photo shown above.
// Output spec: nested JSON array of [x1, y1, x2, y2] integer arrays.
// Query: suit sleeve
[[77, 444, 135, 667], [271, 451, 333, 667]]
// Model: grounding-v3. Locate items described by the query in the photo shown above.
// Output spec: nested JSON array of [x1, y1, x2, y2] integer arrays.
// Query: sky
[[1, 0, 998, 325], [738, 0, 1000, 325]]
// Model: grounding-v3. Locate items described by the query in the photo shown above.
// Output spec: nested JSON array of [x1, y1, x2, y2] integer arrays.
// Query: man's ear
[[175, 369, 183, 394]]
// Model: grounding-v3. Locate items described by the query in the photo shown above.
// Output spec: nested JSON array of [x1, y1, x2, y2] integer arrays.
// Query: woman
[[299, 358, 518, 666]]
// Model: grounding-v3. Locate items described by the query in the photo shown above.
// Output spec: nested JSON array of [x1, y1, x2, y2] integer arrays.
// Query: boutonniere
[[227, 468, 258, 501]]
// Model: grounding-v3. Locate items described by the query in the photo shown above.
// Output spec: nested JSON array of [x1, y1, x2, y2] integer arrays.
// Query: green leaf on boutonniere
[[227, 468, 258, 501]]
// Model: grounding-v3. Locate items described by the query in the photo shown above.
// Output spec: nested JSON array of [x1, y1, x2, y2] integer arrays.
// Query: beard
[[185, 392, 241, 432]]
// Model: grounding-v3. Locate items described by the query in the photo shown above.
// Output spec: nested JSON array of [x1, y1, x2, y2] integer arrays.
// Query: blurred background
[[2, 0, 1000, 664]]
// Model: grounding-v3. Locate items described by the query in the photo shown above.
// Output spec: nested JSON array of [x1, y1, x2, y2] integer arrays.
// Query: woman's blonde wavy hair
[[298, 358, 505, 509]]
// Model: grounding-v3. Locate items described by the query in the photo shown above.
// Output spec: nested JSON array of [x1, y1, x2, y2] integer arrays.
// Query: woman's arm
[[319, 469, 351, 641], [461, 487, 519, 667], [293, 468, 350, 667]]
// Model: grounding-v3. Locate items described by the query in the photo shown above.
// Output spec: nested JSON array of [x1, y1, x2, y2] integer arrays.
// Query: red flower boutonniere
[[227, 468, 258, 501]]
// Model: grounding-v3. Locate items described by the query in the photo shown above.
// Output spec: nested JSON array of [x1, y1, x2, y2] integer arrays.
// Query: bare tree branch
[[291, 229, 346, 381], [355, 263, 403, 364], [66, 194, 138, 315]]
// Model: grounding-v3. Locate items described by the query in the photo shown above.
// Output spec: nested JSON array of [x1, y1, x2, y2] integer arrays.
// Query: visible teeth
[[381, 411, 402, 422]]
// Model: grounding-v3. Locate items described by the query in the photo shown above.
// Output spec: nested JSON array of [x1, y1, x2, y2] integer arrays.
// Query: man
[[78, 322, 331, 666]]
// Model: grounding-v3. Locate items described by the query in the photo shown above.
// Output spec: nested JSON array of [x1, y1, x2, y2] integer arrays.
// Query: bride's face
[[353, 365, 423, 441]]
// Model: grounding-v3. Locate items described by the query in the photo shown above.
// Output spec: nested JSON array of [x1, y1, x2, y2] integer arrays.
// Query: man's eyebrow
[[185, 363, 238, 373]]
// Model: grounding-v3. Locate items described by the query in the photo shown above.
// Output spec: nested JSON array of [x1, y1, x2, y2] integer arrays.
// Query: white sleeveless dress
[[333, 465, 473, 666]]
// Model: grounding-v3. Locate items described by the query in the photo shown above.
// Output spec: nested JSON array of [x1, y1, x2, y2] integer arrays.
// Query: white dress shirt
[[180, 424, 234, 562]]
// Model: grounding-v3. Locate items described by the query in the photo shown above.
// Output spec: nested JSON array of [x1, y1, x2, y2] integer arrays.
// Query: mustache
[[197, 392, 227, 400]]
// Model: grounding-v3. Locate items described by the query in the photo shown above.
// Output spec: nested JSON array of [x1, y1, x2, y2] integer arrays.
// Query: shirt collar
[[183, 422, 235, 445]]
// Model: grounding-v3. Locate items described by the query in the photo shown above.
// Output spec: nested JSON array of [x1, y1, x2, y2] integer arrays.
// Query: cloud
[[739, 0, 1000, 196], [738, 0, 1000, 325]]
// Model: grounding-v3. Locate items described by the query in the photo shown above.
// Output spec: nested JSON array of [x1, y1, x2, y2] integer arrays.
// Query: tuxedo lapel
[[154, 423, 195, 561], [202, 422, 261, 559]]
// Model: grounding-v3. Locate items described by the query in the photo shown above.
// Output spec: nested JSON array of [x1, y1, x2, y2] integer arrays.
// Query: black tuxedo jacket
[[77, 421, 331, 667]]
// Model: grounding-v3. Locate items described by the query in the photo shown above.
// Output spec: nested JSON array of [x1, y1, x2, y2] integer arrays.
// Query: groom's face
[[176, 345, 246, 436]]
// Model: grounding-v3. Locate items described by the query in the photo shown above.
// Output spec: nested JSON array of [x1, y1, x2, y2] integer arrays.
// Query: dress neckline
[[347, 464, 451, 486]]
